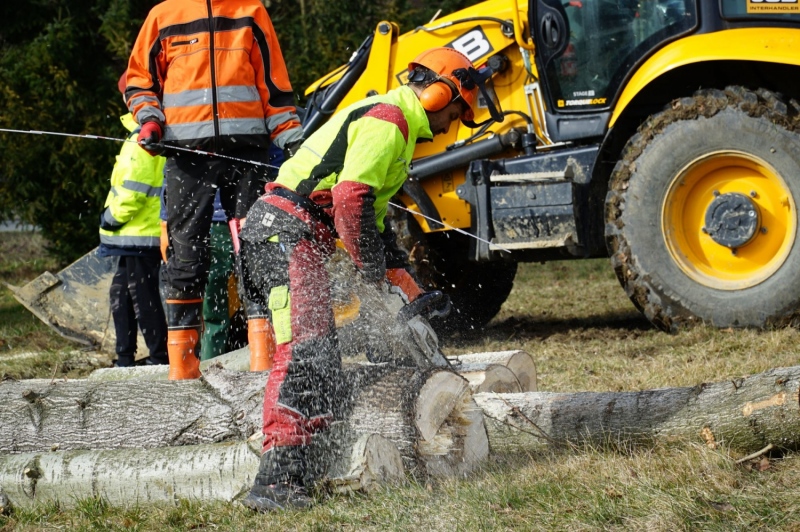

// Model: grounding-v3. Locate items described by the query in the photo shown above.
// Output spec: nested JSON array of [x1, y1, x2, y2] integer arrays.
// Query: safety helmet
[[408, 47, 477, 122]]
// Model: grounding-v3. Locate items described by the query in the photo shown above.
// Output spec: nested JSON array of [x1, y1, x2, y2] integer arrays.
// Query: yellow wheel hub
[[662, 151, 796, 290]]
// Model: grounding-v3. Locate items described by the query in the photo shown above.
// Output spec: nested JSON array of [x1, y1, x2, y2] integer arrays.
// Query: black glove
[[282, 138, 304, 161]]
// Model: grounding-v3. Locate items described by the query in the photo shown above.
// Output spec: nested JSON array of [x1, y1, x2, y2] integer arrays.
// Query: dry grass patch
[[445, 260, 800, 393]]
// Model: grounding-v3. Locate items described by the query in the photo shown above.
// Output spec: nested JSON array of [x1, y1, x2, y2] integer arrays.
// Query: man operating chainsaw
[[237, 47, 481, 511]]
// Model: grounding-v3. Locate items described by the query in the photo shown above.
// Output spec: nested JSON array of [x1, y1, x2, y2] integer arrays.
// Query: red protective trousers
[[239, 193, 339, 453]]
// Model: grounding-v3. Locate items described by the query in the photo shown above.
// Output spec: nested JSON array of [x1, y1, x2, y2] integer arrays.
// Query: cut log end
[[415, 371, 489, 477], [449, 350, 537, 392], [328, 434, 405, 493]]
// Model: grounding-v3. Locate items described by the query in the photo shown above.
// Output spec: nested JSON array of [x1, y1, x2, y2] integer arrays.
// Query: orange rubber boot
[[248, 318, 276, 371], [167, 329, 202, 380]]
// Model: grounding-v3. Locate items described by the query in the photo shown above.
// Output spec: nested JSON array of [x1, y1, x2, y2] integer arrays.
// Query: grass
[[2, 234, 800, 530]]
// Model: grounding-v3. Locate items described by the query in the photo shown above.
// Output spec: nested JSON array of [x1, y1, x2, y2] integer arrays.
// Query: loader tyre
[[605, 86, 800, 331], [389, 209, 517, 333]]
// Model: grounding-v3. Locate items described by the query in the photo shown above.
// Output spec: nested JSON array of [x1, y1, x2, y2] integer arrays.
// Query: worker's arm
[[332, 106, 408, 283], [101, 137, 164, 229], [125, 12, 166, 128], [250, 8, 303, 150]]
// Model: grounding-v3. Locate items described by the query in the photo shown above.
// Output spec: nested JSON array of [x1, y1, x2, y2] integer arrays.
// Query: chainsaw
[[363, 289, 453, 370]]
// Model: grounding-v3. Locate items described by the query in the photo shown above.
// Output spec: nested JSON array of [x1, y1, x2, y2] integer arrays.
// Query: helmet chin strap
[[459, 66, 505, 127]]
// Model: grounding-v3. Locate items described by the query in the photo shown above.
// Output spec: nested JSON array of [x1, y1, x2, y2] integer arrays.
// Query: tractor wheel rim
[[662, 150, 796, 290]]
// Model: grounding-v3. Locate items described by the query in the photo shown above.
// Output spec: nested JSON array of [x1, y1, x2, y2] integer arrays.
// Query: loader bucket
[[7, 248, 121, 353]]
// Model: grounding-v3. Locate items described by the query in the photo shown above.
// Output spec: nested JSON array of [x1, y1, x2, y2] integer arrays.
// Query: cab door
[[531, 0, 698, 142]]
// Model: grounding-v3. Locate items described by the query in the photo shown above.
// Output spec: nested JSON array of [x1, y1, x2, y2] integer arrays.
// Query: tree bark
[[0, 366, 267, 453], [475, 365, 800, 454], [0, 433, 407, 508], [0, 364, 487, 508], [448, 350, 537, 392], [0, 441, 261, 508]]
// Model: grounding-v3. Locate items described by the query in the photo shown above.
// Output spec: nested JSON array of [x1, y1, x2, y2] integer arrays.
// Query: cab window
[[546, 0, 697, 112]]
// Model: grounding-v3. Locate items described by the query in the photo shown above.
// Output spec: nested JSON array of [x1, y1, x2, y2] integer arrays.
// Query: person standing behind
[[125, 0, 304, 379], [99, 71, 168, 368], [199, 191, 237, 360]]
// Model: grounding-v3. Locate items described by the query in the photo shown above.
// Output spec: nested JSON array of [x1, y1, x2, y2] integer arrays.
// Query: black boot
[[241, 446, 313, 512]]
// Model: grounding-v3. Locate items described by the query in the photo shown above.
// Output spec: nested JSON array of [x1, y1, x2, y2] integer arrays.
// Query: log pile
[[3, 353, 800, 510], [0, 354, 525, 507]]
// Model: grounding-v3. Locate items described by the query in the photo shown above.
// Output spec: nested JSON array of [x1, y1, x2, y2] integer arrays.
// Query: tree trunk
[[0, 441, 260, 508], [0, 365, 488, 507], [0, 366, 268, 453], [475, 365, 800, 454], [448, 350, 537, 392], [0, 433, 406, 508]]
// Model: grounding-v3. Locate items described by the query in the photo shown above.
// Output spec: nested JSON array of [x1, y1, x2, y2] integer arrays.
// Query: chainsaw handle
[[396, 290, 449, 322]]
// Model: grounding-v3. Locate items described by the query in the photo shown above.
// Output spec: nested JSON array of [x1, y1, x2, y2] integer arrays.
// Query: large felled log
[[476, 365, 800, 454], [0, 433, 405, 508], [0, 441, 260, 508], [0, 364, 487, 502], [330, 367, 488, 477], [0, 366, 267, 453]]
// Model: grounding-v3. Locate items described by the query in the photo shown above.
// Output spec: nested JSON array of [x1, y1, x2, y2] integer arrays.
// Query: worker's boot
[[241, 446, 312, 512], [166, 299, 203, 380], [248, 317, 276, 371]]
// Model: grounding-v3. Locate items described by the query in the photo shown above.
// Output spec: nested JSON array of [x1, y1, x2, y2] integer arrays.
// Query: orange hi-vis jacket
[[125, 0, 302, 153]]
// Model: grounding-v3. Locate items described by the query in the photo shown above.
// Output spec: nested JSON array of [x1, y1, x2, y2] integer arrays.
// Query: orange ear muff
[[418, 81, 454, 113]]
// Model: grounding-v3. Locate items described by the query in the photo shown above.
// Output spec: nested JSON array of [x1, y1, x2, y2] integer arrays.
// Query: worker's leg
[[221, 157, 277, 371], [110, 257, 136, 367], [200, 222, 234, 360], [239, 199, 338, 511], [163, 153, 220, 379], [127, 255, 168, 365]]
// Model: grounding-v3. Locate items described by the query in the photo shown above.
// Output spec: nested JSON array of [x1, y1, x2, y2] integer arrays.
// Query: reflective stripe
[[103, 209, 123, 227], [164, 121, 215, 141], [163, 118, 268, 141], [163, 85, 260, 108], [272, 126, 304, 148], [163, 88, 212, 108], [130, 96, 165, 123], [99, 234, 161, 247], [121, 181, 162, 197], [219, 118, 267, 136], [266, 110, 299, 133]]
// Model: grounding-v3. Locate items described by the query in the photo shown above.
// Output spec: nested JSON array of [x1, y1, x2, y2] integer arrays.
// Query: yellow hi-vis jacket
[[98, 113, 165, 256]]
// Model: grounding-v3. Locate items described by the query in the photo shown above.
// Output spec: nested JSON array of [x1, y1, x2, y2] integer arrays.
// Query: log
[[451, 363, 521, 394], [0, 365, 267, 453], [0, 441, 260, 508], [475, 365, 800, 454], [0, 363, 487, 483], [449, 350, 537, 392], [0, 433, 405, 508], [337, 367, 488, 477]]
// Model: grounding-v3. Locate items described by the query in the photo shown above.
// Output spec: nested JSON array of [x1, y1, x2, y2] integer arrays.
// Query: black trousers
[[162, 149, 274, 300], [110, 255, 168, 365]]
